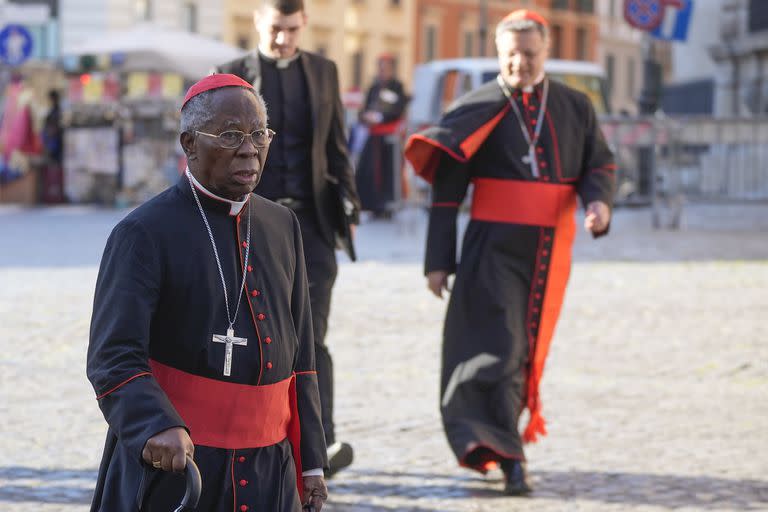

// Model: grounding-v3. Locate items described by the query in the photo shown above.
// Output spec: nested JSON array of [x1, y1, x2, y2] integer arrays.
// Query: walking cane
[[173, 456, 202, 512]]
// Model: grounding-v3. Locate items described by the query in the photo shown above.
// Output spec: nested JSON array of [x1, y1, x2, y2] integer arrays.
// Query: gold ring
[[152, 461, 162, 468]]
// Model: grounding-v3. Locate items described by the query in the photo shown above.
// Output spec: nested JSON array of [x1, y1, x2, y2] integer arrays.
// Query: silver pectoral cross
[[212, 328, 248, 376], [522, 146, 539, 178]]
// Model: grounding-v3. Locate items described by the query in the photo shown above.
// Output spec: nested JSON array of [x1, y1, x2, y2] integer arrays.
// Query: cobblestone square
[[1, 203, 766, 511]]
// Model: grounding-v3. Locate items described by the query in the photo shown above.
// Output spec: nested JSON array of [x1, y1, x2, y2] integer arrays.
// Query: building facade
[[596, 0, 643, 114], [221, 0, 414, 93], [709, 0, 768, 116], [413, 0, 600, 64]]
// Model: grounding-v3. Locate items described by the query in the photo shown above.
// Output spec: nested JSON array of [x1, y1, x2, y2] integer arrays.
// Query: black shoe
[[501, 459, 532, 496], [325, 442, 353, 478]]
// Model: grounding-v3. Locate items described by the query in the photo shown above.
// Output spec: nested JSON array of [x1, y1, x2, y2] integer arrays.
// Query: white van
[[407, 57, 608, 134]]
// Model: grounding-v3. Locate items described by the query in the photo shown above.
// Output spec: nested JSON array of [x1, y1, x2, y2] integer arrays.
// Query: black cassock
[[87, 176, 326, 511], [406, 78, 615, 471], [353, 78, 408, 214]]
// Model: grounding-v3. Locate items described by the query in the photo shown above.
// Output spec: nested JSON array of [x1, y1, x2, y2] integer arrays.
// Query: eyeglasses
[[196, 128, 276, 149]]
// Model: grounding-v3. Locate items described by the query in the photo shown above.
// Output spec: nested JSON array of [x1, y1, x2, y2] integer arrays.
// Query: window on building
[[552, 0, 569, 9], [352, 51, 364, 88], [575, 0, 594, 13], [182, 3, 198, 33], [135, 0, 152, 21], [627, 57, 635, 99], [425, 25, 437, 61], [575, 27, 588, 61], [463, 31, 473, 57], [605, 53, 615, 99], [236, 36, 250, 50], [749, 0, 768, 32], [550, 25, 562, 59]]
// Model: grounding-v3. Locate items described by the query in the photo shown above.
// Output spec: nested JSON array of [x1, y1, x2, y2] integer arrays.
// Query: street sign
[[624, 0, 683, 32], [650, 0, 693, 41], [0, 24, 34, 66]]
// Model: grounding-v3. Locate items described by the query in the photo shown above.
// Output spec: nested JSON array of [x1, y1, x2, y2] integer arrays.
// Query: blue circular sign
[[0, 24, 34, 66]]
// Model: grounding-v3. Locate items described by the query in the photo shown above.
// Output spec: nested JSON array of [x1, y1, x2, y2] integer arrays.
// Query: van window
[[434, 70, 475, 115], [550, 72, 607, 114]]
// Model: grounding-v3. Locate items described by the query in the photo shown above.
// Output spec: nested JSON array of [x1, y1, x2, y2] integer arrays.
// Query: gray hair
[[180, 86, 267, 133], [495, 19, 548, 41]]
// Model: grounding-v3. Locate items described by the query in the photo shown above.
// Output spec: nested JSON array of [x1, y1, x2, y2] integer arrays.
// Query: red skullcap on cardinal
[[182, 74, 254, 109], [497, 9, 549, 36]]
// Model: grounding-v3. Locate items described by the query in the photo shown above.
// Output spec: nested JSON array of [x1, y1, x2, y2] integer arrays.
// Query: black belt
[[274, 197, 312, 210]]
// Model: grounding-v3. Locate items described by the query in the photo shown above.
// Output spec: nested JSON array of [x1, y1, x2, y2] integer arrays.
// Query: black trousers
[[294, 208, 338, 445]]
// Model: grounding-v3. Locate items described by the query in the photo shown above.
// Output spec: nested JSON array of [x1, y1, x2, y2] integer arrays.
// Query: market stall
[[62, 23, 246, 204]]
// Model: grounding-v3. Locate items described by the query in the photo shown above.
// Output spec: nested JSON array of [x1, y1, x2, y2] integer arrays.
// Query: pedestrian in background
[[405, 9, 616, 496], [216, 0, 360, 478], [352, 54, 409, 219]]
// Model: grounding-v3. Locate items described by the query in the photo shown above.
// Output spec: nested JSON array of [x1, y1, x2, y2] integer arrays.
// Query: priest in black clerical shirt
[[216, 0, 360, 478]]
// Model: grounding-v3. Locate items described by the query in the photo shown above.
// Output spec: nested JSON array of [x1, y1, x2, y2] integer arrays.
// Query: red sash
[[150, 360, 291, 449], [368, 120, 402, 136], [149, 360, 305, 499], [470, 178, 575, 227]]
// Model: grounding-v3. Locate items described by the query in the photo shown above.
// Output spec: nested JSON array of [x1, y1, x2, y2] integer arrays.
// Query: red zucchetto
[[182, 74, 254, 109]]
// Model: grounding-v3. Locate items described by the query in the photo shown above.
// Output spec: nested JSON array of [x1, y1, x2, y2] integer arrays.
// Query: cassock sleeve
[[577, 97, 617, 237], [325, 60, 362, 222], [290, 212, 328, 472], [87, 218, 186, 460], [424, 154, 472, 275]]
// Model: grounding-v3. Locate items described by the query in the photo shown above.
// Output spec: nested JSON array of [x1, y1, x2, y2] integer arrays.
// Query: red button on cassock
[[239, 479, 247, 487], [238, 456, 246, 463], [266, 362, 273, 369], [251, 290, 260, 297], [240, 506, 249, 512], [257, 313, 266, 321], [247, 265, 253, 272], [265, 337, 272, 344], [537, 147, 544, 154]]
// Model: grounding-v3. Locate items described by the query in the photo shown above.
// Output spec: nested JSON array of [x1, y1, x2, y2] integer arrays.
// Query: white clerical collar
[[186, 169, 248, 216], [257, 48, 301, 69], [522, 72, 546, 93]]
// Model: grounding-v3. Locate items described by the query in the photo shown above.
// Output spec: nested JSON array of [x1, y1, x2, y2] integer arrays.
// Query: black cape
[[87, 176, 326, 511], [406, 78, 615, 471]]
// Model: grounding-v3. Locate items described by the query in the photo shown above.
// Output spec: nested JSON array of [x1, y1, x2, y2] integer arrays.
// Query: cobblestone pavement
[[1, 203, 767, 511]]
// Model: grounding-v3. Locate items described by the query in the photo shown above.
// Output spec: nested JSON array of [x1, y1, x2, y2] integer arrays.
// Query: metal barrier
[[601, 116, 768, 207], [402, 116, 768, 228]]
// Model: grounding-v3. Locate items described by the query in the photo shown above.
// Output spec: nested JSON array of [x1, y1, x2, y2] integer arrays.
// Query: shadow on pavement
[[329, 468, 768, 510], [0, 466, 97, 504]]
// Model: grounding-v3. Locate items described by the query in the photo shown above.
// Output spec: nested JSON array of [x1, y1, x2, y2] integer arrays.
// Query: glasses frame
[[195, 128, 276, 149]]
